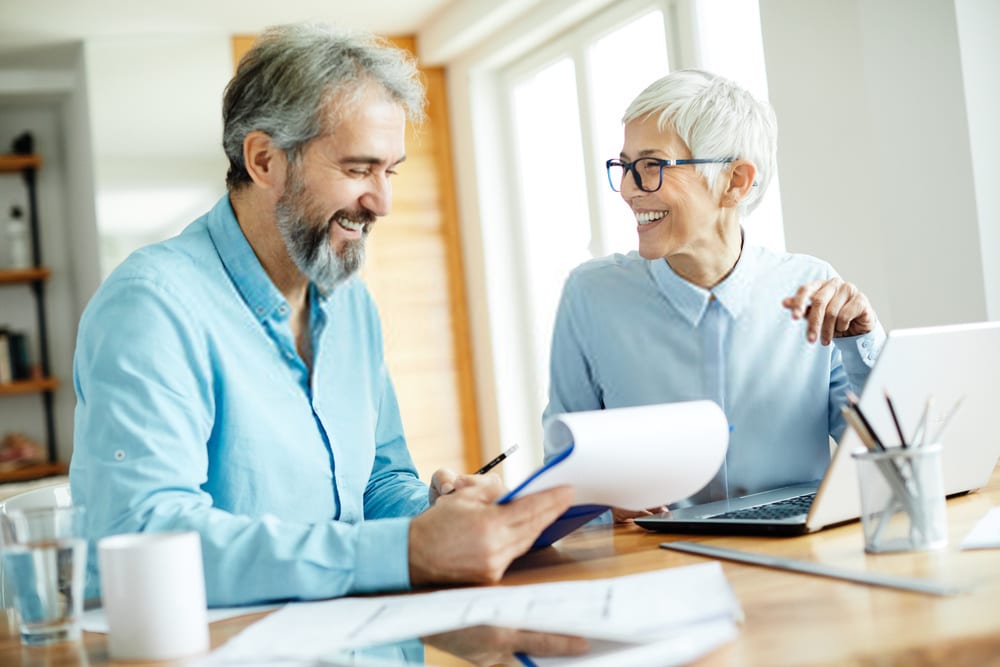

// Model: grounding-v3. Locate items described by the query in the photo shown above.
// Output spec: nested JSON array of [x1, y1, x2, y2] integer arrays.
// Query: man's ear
[[243, 131, 286, 191], [720, 160, 756, 208]]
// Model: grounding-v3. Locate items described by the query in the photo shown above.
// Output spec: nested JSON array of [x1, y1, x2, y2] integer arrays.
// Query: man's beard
[[275, 166, 373, 294]]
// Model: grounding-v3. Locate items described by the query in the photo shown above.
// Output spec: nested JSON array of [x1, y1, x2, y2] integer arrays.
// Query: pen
[[928, 395, 964, 445], [883, 389, 908, 447], [911, 396, 933, 446], [474, 443, 519, 475], [442, 444, 521, 495]]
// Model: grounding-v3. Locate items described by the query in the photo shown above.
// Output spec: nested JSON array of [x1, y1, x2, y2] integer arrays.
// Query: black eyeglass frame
[[605, 157, 735, 193]]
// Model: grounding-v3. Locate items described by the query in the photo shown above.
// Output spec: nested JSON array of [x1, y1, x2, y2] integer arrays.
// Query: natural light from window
[[588, 10, 669, 255], [510, 58, 592, 404]]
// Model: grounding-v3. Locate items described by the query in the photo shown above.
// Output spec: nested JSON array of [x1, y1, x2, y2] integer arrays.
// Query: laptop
[[635, 321, 1000, 536]]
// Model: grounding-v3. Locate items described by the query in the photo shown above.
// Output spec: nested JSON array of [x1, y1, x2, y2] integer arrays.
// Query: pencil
[[883, 390, 908, 447], [845, 392, 885, 451]]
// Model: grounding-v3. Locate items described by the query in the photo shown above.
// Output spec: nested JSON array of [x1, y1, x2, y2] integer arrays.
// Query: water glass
[[0, 506, 87, 645], [852, 444, 947, 553]]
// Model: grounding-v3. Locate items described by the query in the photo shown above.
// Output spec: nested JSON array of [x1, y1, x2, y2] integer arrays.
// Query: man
[[70, 23, 572, 606]]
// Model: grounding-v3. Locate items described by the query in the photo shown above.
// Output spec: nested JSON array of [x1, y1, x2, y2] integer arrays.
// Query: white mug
[[98, 531, 210, 661]]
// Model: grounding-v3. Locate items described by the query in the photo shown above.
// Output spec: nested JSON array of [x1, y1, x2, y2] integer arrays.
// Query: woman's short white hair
[[623, 69, 777, 217]]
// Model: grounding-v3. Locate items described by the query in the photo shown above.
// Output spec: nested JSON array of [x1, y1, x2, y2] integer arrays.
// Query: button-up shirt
[[71, 196, 428, 605], [543, 245, 885, 504]]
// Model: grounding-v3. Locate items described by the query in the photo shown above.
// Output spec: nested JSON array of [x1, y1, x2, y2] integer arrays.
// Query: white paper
[[201, 561, 741, 665], [81, 604, 281, 634], [960, 506, 1000, 549], [530, 617, 738, 667], [518, 400, 729, 509]]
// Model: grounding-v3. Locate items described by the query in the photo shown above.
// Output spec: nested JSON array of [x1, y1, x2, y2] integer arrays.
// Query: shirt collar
[[648, 229, 758, 326], [206, 195, 290, 323]]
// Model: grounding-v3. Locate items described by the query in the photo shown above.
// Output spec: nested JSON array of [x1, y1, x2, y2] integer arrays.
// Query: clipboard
[[495, 401, 730, 549], [498, 443, 609, 548]]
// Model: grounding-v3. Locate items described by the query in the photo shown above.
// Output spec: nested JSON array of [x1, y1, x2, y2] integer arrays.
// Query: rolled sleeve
[[834, 322, 887, 382]]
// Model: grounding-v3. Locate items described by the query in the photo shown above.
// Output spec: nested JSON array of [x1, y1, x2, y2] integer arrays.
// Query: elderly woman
[[543, 69, 885, 516]]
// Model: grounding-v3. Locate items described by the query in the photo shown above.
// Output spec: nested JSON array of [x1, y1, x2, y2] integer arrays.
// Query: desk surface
[[2, 466, 998, 666]]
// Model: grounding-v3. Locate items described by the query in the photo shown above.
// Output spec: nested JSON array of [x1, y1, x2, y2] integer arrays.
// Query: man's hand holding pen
[[429, 444, 520, 503], [429, 469, 504, 504], [413, 444, 572, 587]]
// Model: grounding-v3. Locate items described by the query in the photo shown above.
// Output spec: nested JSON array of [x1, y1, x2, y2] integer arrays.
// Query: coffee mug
[[98, 531, 210, 660]]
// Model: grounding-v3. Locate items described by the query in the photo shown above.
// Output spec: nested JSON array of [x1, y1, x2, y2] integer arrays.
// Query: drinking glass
[[0, 506, 86, 645]]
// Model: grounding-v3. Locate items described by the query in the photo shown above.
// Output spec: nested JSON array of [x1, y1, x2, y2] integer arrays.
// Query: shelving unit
[[0, 152, 61, 484]]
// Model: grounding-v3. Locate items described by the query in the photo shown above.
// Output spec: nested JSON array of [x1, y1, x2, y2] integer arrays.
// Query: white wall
[[954, 0, 1000, 321], [759, 0, 993, 329], [83, 35, 231, 274]]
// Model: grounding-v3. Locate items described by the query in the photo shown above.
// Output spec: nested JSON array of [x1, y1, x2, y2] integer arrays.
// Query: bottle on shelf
[[5, 204, 32, 269]]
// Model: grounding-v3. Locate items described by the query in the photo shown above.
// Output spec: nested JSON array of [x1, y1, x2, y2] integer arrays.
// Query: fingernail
[[808, 332, 817, 342]]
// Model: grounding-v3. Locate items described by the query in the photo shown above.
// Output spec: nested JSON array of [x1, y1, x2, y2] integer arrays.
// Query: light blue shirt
[[70, 196, 429, 606], [543, 245, 885, 504]]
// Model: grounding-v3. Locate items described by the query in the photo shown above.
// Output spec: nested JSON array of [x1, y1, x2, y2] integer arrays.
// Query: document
[[201, 561, 741, 665], [81, 604, 280, 633], [504, 400, 729, 510], [960, 506, 1000, 549]]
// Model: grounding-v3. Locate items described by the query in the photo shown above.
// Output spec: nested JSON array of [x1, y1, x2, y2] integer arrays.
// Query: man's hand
[[782, 278, 877, 345], [428, 468, 503, 505], [423, 625, 589, 666], [408, 485, 574, 587]]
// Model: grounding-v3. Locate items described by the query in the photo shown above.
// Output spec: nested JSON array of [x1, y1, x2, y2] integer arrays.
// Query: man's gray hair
[[624, 69, 777, 217], [223, 23, 426, 191]]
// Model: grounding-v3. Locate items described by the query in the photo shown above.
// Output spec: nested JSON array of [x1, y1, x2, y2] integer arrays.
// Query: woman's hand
[[782, 278, 877, 345], [611, 506, 668, 523]]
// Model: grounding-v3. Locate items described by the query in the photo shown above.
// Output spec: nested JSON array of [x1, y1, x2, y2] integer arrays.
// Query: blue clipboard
[[497, 443, 609, 549]]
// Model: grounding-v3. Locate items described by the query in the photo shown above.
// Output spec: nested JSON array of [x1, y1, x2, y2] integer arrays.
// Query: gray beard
[[275, 171, 368, 295]]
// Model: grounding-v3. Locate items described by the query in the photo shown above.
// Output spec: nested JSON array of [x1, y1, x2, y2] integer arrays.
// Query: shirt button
[[278, 305, 288, 315], [285, 350, 295, 360], [256, 306, 265, 316], [114, 450, 126, 461], [862, 340, 870, 349]]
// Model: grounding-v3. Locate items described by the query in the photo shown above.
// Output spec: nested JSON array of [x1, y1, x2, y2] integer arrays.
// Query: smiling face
[[275, 86, 407, 293], [620, 115, 731, 263]]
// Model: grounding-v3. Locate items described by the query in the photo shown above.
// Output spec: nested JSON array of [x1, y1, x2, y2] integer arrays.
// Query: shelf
[[0, 267, 51, 285], [0, 377, 60, 396], [0, 154, 42, 173], [0, 462, 67, 485]]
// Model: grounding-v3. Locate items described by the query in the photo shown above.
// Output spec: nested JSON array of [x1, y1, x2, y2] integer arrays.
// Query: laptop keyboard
[[708, 492, 817, 521]]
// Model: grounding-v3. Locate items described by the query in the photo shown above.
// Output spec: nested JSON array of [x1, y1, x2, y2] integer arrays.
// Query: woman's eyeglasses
[[605, 157, 735, 193]]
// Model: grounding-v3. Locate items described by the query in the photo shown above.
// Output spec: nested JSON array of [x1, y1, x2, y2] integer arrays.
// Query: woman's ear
[[721, 160, 757, 208], [243, 131, 287, 191]]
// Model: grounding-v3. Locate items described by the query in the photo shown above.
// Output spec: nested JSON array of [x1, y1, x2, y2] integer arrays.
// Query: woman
[[543, 69, 884, 517]]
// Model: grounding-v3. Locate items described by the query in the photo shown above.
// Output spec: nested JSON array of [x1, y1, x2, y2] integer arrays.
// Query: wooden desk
[[2, 467, 998, 666]]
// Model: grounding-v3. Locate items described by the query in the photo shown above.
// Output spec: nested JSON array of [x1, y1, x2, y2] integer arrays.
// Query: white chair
[[0, 481, 72, 607], [0, 482, 72, 513]]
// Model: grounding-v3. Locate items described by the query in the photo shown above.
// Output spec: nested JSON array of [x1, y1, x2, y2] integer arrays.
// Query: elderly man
[[71, 23, 571, 606]]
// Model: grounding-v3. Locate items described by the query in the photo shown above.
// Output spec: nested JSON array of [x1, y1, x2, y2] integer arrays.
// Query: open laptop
[[635, 321, 1000, 536]]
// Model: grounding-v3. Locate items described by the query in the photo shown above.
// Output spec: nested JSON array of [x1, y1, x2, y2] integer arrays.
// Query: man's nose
[[360, 174, 392, 217]]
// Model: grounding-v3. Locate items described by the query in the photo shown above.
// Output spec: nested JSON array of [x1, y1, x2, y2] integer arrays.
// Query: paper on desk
[[81, 604, 280, 634], [529, 617, 738, 667], [201, 561, 741, 664], [514, 400, 729, 510], [960, 506, 1000, 549]]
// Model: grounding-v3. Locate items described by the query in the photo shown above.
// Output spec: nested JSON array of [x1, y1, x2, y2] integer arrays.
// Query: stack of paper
[[199, 561, 741, 667]]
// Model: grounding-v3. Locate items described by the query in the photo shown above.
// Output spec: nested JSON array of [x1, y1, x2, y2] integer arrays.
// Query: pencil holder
[[851, 444, 947, 553]]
